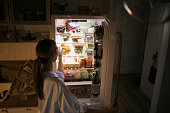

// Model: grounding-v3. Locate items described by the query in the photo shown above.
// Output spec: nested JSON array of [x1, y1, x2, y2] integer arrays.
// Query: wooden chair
[[0, 60, 37, 109]]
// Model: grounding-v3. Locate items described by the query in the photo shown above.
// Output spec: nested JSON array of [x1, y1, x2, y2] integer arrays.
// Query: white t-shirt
[[38, 71, 87, 113]]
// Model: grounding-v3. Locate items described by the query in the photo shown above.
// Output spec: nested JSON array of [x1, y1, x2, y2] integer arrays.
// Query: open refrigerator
[[51, 15, 115, 107]]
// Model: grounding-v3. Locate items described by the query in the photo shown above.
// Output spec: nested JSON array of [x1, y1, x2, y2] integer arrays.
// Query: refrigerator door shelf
[[72, 44, 85, 46], [63, 66, 94, 70], [65, 81, 92, 86], [56, 43, 86, 44]]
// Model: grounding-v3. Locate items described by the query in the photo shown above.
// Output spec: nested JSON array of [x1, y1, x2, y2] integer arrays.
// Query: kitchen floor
[[112, 74, 151, 113]]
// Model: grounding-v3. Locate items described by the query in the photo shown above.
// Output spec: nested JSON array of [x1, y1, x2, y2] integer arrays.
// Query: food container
[[59, 33, 70, 42], [71, 36, 82, 43], [64, 70, 75, 81], [61, 44, 71, 55], [85, 57, 93, 68], [85, 49, 93, 56], [80, 69, 89, 79], [86, 35, 93, 43], [79, 58, 86, 68], [71, 57, 78, 63], [63, 36, 69, 41], [88, 27, 94, 33], [74, 70, 81, 79], [74, 46, 83, 54], [57, 27, 65, 33], [87, 43, 93, 49]]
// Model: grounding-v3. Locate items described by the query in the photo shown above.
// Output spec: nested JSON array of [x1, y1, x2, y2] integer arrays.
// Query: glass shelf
[[63, 55, 93, 57], [56, 42, 93, 44], [55, 32, 94, 35], [65, 81, 92, 85], [56, 42, 86, 44]]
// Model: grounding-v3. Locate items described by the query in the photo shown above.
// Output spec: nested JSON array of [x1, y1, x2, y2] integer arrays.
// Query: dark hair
[[32, 39, 57, 100]]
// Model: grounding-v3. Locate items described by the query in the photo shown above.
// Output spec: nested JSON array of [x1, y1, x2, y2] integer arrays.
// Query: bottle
[[97, 42, 103, 59], [99, 25, 104, 39], [92, 69, 100, 96], [94, 40, 98, 59]]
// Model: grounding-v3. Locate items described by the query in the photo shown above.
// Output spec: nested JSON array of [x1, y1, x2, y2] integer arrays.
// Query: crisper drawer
[[65, 81, 92, 98]]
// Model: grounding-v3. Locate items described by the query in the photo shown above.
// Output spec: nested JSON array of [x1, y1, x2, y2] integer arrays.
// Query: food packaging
[[85, 57, 93, 68], [74, 46, 83, 54], [80, 69, 89, 79], [79, 58, 86, 67], [57, 27, 65, 33], [85, 49, 93, 56]]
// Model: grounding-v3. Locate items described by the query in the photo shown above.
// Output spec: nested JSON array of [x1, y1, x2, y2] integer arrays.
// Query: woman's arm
[[57, 48, 63, 73]]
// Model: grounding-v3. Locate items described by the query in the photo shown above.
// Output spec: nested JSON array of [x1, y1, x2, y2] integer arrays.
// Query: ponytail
[[33, 39, 57, 100], [32, 58, 44, 100]]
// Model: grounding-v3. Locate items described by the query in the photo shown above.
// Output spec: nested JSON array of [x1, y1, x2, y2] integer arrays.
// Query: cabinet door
[[0, 0, 9, 24], [9, 0, 50, 24]]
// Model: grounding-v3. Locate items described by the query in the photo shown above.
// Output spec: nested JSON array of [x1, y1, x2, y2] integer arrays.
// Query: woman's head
[[33, 39, 57, 100], [36, 39, 58, 63]]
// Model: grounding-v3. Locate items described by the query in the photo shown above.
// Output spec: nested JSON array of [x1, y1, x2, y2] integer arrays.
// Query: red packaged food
[[85, 57, 93, 68]]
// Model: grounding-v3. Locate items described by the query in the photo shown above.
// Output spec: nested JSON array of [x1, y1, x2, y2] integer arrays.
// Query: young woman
[[32, 39, 118, 113]]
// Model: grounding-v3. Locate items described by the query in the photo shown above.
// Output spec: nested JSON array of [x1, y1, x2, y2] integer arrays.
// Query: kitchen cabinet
[[0, 0, 50, 25], [0, 42, 37, 61], [0, 0, 9, 24]]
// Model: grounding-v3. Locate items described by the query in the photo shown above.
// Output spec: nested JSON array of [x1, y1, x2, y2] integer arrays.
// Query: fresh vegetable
[[63, 36, 69, 41], [74, 46, 83, 54]]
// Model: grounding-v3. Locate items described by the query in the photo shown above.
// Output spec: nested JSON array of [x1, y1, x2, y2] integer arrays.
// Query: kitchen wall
[[112, 0, 146, 74]]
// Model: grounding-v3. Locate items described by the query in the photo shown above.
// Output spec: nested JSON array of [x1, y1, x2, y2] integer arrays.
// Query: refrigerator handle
[[104, 15, 111, 26]]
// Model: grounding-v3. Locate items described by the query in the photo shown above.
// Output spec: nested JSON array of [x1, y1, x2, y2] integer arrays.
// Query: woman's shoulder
[[44, 73, 65, 86], [50, 71, 65, 82]]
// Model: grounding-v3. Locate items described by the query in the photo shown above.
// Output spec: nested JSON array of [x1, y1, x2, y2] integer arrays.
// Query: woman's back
[[39, 72, 87, 113]]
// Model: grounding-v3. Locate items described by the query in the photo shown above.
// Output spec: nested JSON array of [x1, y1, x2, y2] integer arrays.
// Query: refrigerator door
[[100, 18, 116, 106]]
